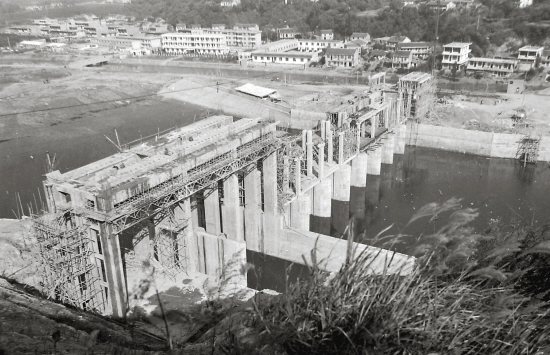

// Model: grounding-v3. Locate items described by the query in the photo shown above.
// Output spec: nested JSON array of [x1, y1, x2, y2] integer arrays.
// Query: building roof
[[326, 47, 358, 55], [236, 83, 276, 98], [392, 50, 412, 57], [320, 29, 333, 34], [469, 57, 517, 64], [351, 32, 369, 38], [370, 49, 387, 56], [279, 28, 297, 34], [255, 51, 315, 58], [399, 72, 432, 84], [519, 45, 544, 51], [398, 41, 433, 48], [20, 40, 46, 46], [388, 36, 410, 43], [444, 42, 471, 48], [348, 39, 368, 46]]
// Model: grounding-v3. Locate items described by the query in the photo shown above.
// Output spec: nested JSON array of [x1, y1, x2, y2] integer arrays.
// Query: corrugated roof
[[392, 50, 412, 57], [326, 47, 357, 55], [236, 83, 276, 98]]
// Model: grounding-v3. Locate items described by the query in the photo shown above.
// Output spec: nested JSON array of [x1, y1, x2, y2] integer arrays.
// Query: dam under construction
[[30, 72, 435, 316]]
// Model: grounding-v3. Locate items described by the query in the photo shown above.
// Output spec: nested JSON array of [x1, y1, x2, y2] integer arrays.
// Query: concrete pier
[[351, 152, 368, 187], [367, 147, 382, 175], [382, 135, 395, 164], [244, 167, 262, 251], [204, 184, 222, 235], [222, 175, 244, 242], [313, 177, 332, 217], [395, 124, 407, 154], [290, 190, 312, 230], [332, 164, 351, 201]]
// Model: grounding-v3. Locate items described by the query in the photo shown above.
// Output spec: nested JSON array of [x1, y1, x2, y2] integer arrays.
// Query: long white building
[[206, 26, 261, 49], [161, 29, 229, 55]]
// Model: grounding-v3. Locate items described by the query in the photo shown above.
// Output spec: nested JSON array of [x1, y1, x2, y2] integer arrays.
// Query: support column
[[382, 135, 395, 164], [244, 167, 262, 251], [351, 152, 368, 187], [262, 152, 281, 255], [396, 124, 407, 154], [204, 184, 221, 235], [306, 130, 313, 177], [313, 177, 332, 217], [367, 147, 382, 175], [327, 124, 333, 164], [371, 115, 378, 139], [222, 174, 244, 242], [291, 189, 312, 230], [332, 163, 351, 201], [338, 132, 345, 165]]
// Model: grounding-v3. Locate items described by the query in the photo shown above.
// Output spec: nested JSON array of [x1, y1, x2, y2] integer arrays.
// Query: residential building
[[234, 23, 260, 31], [350, 32, 370, 43], [369, 49, 387, 61], [176, 24, 186, 32], [161, 30, 229, 55], [256, 39, 299, 52], [372, 36, 390, 45], [397, 42, 433, 59], [466, 57, 517, 77], [391, 50, 413, 69], [442, 42, 471, 69], [345, 39, 368, 50], [452, 0, 474, 7], [251, 51, 318, 65], [517, 45, 543, 64], [8, 27, 32, 34], [387, 36, 411, 50], [426, 1, 456, 11], [320, 30, 334, 40], [298, 39, 344, 52], [278, 28, 299, 39], [221, 0, 241, 6], [206, 25, 262, 49], [325, 47, 359, 68]]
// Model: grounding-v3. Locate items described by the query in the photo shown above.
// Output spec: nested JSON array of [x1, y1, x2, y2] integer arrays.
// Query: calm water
[[252, 146, 550, 292], [0, 98, 207, 218]]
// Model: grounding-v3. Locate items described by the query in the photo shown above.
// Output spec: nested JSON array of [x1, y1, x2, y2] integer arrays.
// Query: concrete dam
[[30, 72, 433, 317]]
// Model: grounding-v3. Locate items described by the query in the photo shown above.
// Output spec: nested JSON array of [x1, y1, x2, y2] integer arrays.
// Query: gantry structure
[[398, 72, 435, 121]]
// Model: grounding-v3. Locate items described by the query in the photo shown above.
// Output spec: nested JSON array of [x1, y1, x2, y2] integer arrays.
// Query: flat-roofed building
[[442, 42, 471, 69], [251, 51, 318, 65], [8, 27, 32, 34], [466, 57, 518, 76], [387, 36, 411, 50], [391, 50, 413, 69], [161, 30, 229, 55], [397, 42, 433, 59], [517, 46, 544, 64], [350, 32, 370, 43], [298, 39, 344, 52], [325, 47, 359, 68], [278, 28, 299, 39], [206, 26, 261, 49], [320, 29, 334, 40], [255, 39, 299, 53]]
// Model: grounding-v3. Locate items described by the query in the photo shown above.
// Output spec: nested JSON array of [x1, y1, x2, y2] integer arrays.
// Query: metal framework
[[108, 132, 279, 234], [33, 214, 106, 313], [398, 73, 435, 121], [516, 135, 541, 166]]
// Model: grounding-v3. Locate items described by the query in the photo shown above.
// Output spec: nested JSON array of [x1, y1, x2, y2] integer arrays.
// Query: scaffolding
[[398, 72, 435, 122], [33, 213, 106, 313], [516, 135, 541, 166]]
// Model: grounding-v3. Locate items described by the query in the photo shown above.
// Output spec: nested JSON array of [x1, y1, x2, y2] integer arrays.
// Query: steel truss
[[109, 133, 279, 234]]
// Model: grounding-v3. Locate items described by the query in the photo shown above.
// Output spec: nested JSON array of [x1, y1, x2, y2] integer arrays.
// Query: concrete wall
[[273, 228, 414, 275], [408, 123, 550, 161], [282, 109, 326, 130]]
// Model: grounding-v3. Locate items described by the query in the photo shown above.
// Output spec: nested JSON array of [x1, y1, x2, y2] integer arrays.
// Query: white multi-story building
[[251, 51, 318, 65], [205, 26, 261, 49], [517, 46, 543, 64], [298, 39, 344, 52], [161, 30, 229, 55], [320, 30, 334, 40], [397, 42, 433, 59], [466, 57, 517, 77], [442, 42, 471, 69]]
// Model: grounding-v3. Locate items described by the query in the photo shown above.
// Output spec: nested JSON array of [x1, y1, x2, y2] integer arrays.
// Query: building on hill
[[234, 23, 260, 31], [369, 49, 388, 61], [256, 39, 299, 53], [251, 51, 318, 65], [205, 25, 261, 49], [518, 0, 532, 7], [372, 36, 390, 45], [391, 50, 413, 69], [320, 30, 334, 40], [325, 47, 359, 68], [517, 46, 543, 65], [466, 57, 518, 77], [345, 39, 368, 50], [442, 42, 471, 70], [426, 0, 456, 11], [541, 50, 550, 66], [350, 32, 371, 43], [161, 30, 229, 55], [298, 39, 344, 52], [176, 24, 186, 32], [278, 28, 300, 39], [397, 42, 433, 59], [387, 36, 411, 50]]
